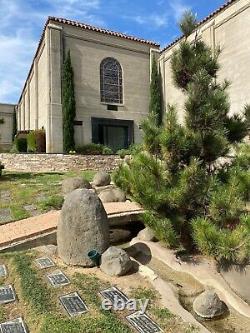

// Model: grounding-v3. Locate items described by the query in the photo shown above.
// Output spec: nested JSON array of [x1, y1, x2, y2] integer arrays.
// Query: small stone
[[193, 290, 228, 319], [100, 246, 133, 276], [62, 177, 92, 195], [99, 188, 126, 203], [137, 227, 156, 242], [93, 171, 111, 187]]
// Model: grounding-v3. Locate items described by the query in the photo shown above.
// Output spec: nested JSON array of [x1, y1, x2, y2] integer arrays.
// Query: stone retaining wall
[[0, 153, 122, 172]]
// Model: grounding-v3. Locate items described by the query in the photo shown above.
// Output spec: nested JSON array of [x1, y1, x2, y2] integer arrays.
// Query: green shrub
[[117, 144, 142, 158], [114, 12, 249, 264], [117, 149, 128, 159], [26, 129, 46, 153], [27, 131, 36, 152], [15, 137, 27, 152], [76, 143, 113, 155], [102, 146, 113, 154], [35, 129, 46, 152]]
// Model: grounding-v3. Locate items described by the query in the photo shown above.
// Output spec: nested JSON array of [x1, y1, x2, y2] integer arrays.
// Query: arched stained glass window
[[100, 57, 123, 104]]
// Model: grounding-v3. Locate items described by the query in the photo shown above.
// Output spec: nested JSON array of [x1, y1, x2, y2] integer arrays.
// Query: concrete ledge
[[0, 231, 57, 253]]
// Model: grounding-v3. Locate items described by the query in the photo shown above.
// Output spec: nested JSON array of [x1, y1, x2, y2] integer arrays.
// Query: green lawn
[[0, 170, 95, 223], [0, 251, 197, 333]]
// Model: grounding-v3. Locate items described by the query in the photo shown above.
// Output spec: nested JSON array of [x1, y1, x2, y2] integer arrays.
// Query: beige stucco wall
[[0, 103, 15, 151], [37, 42, 48, 129], [17, 39, 48, 134], [159, 0, 250, 122], [63, 24, 156, 147], [17, 25, 63, 153], [29, 70, 36, 130]]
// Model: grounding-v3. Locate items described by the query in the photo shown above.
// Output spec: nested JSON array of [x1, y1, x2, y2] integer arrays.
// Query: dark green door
[[103, 125, 128, 152], [92, 118, 134, 152]]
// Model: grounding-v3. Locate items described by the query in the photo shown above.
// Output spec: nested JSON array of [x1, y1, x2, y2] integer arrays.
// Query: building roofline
[[0, 103, 16, 107], [49, 16, 160, 47], [161, 0, 238, 53], [18, 16, 160, 104]]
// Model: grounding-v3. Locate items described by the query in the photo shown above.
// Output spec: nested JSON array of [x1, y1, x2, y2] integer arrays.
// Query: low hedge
[[76, 143, 113, 155]]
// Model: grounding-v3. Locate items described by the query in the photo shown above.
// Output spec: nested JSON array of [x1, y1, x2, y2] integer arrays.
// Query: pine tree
[[62, 50, 76, 153], [114, 12, 250, 263], [149, 56, 162, 126]]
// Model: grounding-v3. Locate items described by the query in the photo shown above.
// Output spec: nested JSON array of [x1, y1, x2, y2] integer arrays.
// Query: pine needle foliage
[[62, 50, 76, 153], [114, 12, 249, 264]]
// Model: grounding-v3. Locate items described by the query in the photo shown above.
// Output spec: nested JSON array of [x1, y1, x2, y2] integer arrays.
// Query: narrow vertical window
[[100, 57, 123, 104]]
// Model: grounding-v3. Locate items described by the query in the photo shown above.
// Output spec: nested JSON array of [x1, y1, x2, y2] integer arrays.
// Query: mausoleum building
[[12, 0, 250, 153]]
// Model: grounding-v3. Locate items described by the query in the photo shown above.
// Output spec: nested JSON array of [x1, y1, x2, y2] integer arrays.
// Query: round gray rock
[[193, 290, 228, 319], [100, 246, 133, 276], [57, 189, 109, 267], [62, 177, 92, 195], [137, 227, 156, 242], [93, 172, 111, 187], [99, 188, 126, 203]]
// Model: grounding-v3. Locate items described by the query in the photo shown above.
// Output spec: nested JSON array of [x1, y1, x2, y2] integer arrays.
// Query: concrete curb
[[130, 238, 250, 318]]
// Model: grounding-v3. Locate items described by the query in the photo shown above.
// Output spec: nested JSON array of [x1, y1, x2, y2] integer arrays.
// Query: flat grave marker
[[0, 285, 16, 305], [47, 270, 70, 287], [0, 265, 7, 278], [100, 286, 129, 310], [35, 257, 55, 269], [126, 312, 162, 333], [59, 292, 88, 317], [0, 317, 28, 333]]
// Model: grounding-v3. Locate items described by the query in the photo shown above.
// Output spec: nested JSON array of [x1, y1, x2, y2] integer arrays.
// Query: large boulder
[[57, 189, 109, 267], [193, 290, 228, 319], [99, 188, 126, 203], [93, 172, 111, 187], [62, 177, 92, 195], [100, 246, 133, 276], [137, 227, 156, 242]]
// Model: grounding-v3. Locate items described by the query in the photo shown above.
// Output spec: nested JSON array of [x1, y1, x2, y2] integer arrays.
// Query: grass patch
[[38, 195, 64, 211], [40, 312, 132, 333], [72, 273, 109, 306], [10, 206, 29, 220], [13, 253, 52, 314], [0, 170, 96, 223], [0, 251, 194, 333], [130, 287, 157, 302]]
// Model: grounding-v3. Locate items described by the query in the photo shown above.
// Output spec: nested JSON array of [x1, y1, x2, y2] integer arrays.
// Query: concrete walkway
[[0, 202, 143, 250]]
